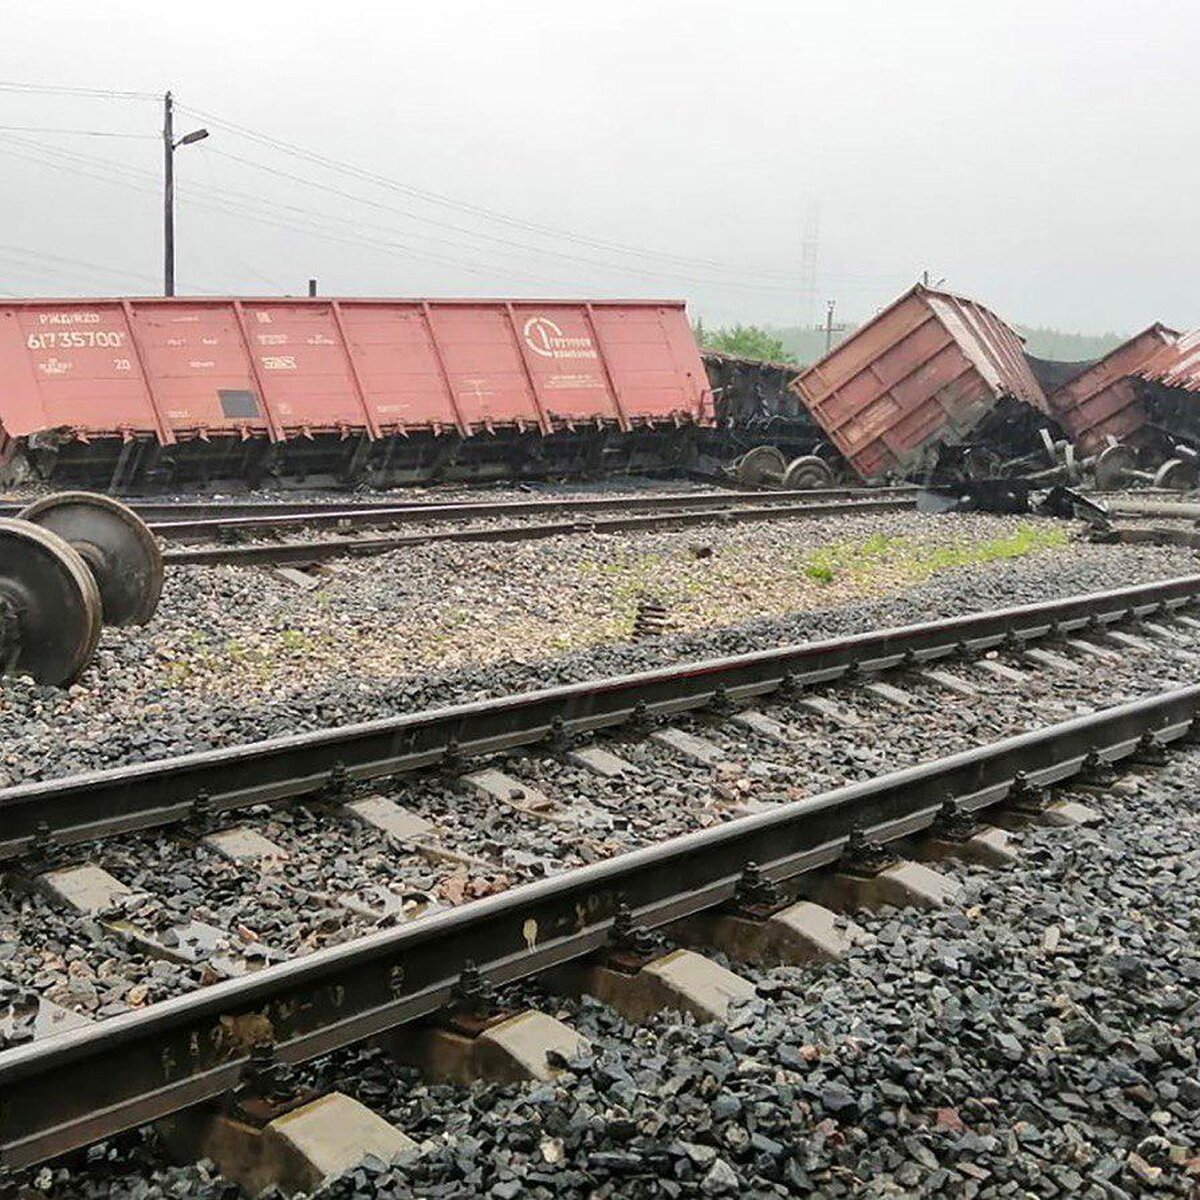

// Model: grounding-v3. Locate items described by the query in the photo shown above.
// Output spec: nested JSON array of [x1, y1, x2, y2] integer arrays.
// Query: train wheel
[[735, 446, 786, 488], [1093, 444, 1136, 491], [781, 455, 835, 490], [19, 492, 164, 625], [0, 519, 103, 686], [1153, 458, 1194, 492]]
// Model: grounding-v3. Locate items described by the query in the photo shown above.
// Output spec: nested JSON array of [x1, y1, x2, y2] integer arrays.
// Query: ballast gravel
[[29, 731, 1200, 1198], [4, 623, 1193, 1016], [3, 510, 1198, 787]]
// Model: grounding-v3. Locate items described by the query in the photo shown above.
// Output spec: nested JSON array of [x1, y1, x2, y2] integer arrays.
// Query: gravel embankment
[[31, 734, 1200, 1197], [2, 510, 1196, 787]]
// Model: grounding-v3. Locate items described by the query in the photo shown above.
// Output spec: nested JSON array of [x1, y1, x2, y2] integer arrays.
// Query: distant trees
[[696, 318, 1127, 367], [1013, 325, 1127, 362], [695, 322, 796, 364]]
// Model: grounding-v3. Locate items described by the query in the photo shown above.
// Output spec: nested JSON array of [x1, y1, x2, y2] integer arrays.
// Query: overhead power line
[[0, 241, 163, 286], [0, 86, 901, 302], [1, 85, 802, 282], [0, 81, 157, 100], [174, 100, 809, 281], [0, 134, 835, 295], [0, 125, 155, 138], [0, 137, 584, 289], [198, 146, 812, 294], [1, 133, 898, 299]]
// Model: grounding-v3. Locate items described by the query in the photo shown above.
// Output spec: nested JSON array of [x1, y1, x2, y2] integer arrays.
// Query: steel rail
[[150, 486, 919, 537], [1103, 526, 1200, 549], [161, 497, 914, 567], [2, 683, 1197, 1168], [0, 486, 917, 531], [2, 574, 1197, 860]]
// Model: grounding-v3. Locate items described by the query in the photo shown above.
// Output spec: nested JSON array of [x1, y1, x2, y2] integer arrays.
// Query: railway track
[[3, 574, 1200, 1178], [160, 494, 917, 567], [0, 486, 914, 686], [0, 485, 918, 532], [2, 486, 920, 571]]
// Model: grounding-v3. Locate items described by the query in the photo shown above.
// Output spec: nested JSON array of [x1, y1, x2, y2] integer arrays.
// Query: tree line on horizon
[[695, 319, 1128, 367]]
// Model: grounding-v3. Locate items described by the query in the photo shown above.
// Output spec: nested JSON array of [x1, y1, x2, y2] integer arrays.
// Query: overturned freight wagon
[[789, 284, 1056, 484], [1045, 324, 1178, 458], [0, 297, 714, 490], [1137, 328, 1200, 446], [1042, 325, 1200, 489]]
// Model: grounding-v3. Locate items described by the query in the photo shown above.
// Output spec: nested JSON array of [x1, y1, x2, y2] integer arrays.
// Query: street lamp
[[163, 91, 209, 296]]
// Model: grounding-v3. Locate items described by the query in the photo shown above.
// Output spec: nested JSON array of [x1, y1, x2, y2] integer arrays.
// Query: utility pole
[[308, 278, 318, 297], [162, 91, 209, 296], [163, 92, 174, 296], [824, 299, 847, 353]]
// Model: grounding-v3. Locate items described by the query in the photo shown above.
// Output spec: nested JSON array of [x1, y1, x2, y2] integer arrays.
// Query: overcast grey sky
[[0, 0, 1196, 334]]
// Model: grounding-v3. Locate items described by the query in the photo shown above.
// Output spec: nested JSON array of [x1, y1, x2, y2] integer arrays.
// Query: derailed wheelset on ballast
[[727, 445, 839, 490], [0, 492, 163, 686]]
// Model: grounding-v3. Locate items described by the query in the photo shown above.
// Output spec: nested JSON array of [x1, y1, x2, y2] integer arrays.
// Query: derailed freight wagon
[[699, 349, 835, 482], [0, 297, 714, 490], [1045, 324, 1178, 458], [789, 284, 1056, 483], [1040, 325, 1200, 489], [1138, 328, 1200, 445]]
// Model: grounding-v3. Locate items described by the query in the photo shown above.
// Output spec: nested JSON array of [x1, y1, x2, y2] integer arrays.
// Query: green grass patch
[[799, 523, 1068, 586]]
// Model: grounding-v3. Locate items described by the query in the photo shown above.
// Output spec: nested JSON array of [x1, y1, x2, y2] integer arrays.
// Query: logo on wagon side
[[523, 316, 597, 360]]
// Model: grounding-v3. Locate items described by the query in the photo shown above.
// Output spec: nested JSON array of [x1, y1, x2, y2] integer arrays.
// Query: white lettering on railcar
[[523, 316, 597, 360], [458, 378, 495, 402], [254, 311, 272, 324], [38, 311, 101, 325], [305, 334, 335, 346], [201, 337, 219, 346], [26, 330, 125, 350], [188, 360, 216, 369], [546, 373, 603, 390], [37, 357, 71, 375], [261, 355, 297, 370], [257, 333, 288, 345]]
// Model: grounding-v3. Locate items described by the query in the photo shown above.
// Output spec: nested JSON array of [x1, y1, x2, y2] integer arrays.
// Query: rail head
[[2, 682, 1197, 1167], [1, 573, 1197, 858]]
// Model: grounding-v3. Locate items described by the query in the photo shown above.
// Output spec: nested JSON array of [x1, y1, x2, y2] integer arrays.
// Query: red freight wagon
[[1140, 327, 1200, 393], [1046, 324, 1178, 457], [790, 284, 1052, 482], [0, 297, 713, 490]]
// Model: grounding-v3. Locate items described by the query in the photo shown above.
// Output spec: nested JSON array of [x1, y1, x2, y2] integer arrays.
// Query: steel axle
[[729, 445, 837, 490], [0, 494, 162, 686]]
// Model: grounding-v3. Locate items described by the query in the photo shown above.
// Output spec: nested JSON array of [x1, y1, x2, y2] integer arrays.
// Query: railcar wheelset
[[731, 446, 837, 490], [0, 493, 163, 686]]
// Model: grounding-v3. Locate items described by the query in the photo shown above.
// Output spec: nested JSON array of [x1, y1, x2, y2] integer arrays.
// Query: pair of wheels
[[0, 493, 163, 686], [1092, 443, 1193, 492], [734, 446, 836, 490]]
